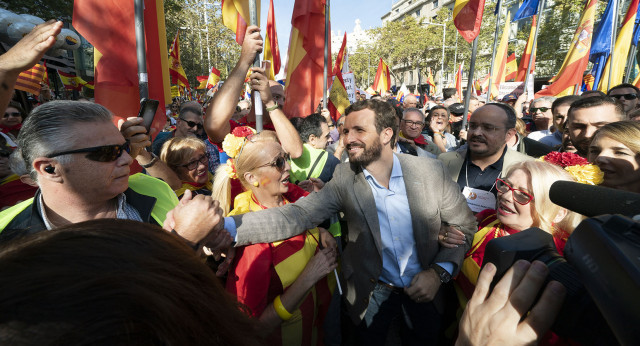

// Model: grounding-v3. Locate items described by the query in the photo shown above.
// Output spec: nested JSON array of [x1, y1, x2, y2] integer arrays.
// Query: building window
[[416, 9, 421, 16], [434, 0, 439, 9]]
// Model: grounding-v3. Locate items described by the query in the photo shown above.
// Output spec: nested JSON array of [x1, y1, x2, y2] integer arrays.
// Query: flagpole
[[624, 44, 637, 83], [249, 0, 263, 132], [323, 0, 330, 109], [486, 0, 503, 102], [608, 0, 620, 90], [462, 37, 479, 129], [134, 0, 148, 100], [523, 0, 545, 99]]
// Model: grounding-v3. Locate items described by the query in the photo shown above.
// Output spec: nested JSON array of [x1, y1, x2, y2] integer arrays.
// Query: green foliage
[[2, 0, 74, 21]]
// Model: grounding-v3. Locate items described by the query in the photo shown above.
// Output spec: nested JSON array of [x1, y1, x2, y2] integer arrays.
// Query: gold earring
[[253, 181, 259, 187]]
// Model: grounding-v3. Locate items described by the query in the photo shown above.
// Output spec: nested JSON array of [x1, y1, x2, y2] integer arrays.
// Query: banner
[[342, 72, 356, 103], [497, 78, 534, 100]]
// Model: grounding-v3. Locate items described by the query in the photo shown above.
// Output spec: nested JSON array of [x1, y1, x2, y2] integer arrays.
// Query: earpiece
[[44, 166, 55, 174]]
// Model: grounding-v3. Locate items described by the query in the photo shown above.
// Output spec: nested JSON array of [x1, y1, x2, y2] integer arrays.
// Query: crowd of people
[[0, 20, 638, 346]]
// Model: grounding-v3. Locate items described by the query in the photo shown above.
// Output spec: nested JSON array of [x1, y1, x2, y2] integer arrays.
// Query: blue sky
[[260, 0, 393, 76]]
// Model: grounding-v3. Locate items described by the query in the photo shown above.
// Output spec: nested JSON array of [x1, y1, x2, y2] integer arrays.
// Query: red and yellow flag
[[264, 0, 280, 80], [74, 0, 171, 136], [535, 0, 597, 97], [490, 11, 511, 99], [207, 67, 221, 89], [328, 72, 350, 123], [372, 58, 391, 94], [58, 71, 86, 91], [584, 73, 595, 91], [505, 53, 518, 81], [332, 32, 347, 77], [598, 0, 639, 91], [169, 31, 190, 88], [283, 0, 330, 118], [517, 15, 536, 82], [196, 75, 208, 89], [453, 0, 486, 43], [221, 0, 260, 45], [426, 67, 436, 90], [15, 63, 45, 96], [455, 63, 463, 102]]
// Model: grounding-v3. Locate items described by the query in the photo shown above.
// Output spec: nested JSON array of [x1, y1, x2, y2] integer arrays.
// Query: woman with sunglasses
[[212, 129, 337, 345], [160, 137, 213, 197], [1, 101, 25, 141]]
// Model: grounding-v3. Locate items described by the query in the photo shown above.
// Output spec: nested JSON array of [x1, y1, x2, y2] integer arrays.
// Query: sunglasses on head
[[610, 93, 638, 100], [179, 118, 203, 130], [530, 107, 550, 113], [46, 142, 130, 162], [257, 153, 290, 172]]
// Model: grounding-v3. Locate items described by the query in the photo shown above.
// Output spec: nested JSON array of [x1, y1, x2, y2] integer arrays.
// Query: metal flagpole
[[462, 37, 479, 129], [249, 0, 262, 132], [323, 0, 330, 109], [134, 0, 148, 100], [523, 0, 545, 99], [608, 0, 619, 90], [624, 45, 637, 83], [486, 0, 503, 102]]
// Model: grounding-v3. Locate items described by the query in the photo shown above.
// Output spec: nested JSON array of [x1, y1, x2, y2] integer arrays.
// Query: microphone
[[549, 181, 640, 217]]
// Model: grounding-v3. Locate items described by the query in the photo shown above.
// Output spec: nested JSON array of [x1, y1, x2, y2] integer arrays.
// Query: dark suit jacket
[[232, 153, 477, 323]]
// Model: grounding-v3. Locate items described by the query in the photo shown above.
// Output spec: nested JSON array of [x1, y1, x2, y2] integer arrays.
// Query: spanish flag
[[58, 71, 86, 91], [169, 31, 190, 88], [332, 32, 347, 77], [283, 0, 330, 118], [328, 72, 350, 123], [74, 0, 171, 137], [516, 15, 536, 82], [597, 0, 639, 91], [453, 0, 486, 43], [505, 53, 518, 81], [535, 0, 597, 97], [207, 67, 221, 89], [426, 67, 436, 91], [264, 0, 280, 80], [455, 62, 463, 102], [196, 75, 208, 89], [221, 0, 260, 45], [490, 11, 511, 99], [15, 63, 45, 96], [372, 58, 391, 94]]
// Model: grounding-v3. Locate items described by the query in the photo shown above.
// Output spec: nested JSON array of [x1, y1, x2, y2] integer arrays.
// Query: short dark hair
[[298, 113, 327, 143], [552, 95, 581, 113], [443, 88, 458, 100], [179, 101, 203, 117], [426, 105, 450, 123], [484, 103, 517, 129], [7, 101, 26, 119], [607, 83, 640, 96], [568, 95, 626, 121], [345, 99, 398, 145], [581, 90, 606, 98]]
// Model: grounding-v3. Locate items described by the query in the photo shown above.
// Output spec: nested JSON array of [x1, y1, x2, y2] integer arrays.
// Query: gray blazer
[[232, 153, 477, 323]]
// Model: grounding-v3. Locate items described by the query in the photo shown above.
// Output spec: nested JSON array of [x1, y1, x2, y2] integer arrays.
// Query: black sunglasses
[[610, 93, 638, 100], [257, 153, 290, 172], [179, 117, 203, 130], [4, 112, 20, 118], [46, 142, 130, 162], [530, 107, 550, 113]]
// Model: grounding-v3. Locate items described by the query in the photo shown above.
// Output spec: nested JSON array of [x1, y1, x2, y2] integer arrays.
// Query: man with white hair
[[527, 96, 557, 141]]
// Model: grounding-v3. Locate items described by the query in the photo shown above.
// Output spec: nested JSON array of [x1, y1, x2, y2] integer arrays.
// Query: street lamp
[[421, 21, 445, 95]]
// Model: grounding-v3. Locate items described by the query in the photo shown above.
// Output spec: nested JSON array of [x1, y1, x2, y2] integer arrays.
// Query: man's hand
[[404, 269, 441, 303], [298, 177, 325, 193], [249, 67, 273, 103], [0, 20, 62, 74], [169, 190, 226, 247], [455, 261, 566, 346], [118, 117, 150, 159], [239, 26, 263, 67], [438, 224, 466, 248]]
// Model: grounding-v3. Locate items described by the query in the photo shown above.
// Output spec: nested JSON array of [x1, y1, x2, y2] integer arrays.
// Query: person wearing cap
[[501, 93, 518, 108], [448, 103, 466, 140]]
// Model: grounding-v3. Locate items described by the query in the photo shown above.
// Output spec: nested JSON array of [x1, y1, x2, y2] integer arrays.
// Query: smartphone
[[138, 98, 159, 134]]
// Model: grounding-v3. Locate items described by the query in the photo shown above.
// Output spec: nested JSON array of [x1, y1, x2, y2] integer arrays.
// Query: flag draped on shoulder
[[513, 0, 539, 21], [372, 58, 391, 94], [73, 0, 171, 135], [284, 0, 330, 118], [517, 15, 536, 82], [535, 0, 597, 97], [453, 0, 486, 43], [169, 31, 190, 88], [588, 0, 615, 91], [505, 53, 517, 81], [221, 0, 260, 45], [332, 32, 347, 77], [490, 11, 511, 99], [328, 72, 350, 123], [598, 0, 639, 91], [15, 63, 45, 96], [264, 0, 281, 80]]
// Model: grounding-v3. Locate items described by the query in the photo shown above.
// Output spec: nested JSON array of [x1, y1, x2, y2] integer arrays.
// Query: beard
[[347, 140, 383, 167]]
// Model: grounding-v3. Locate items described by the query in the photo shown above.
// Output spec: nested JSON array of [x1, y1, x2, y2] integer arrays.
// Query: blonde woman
[[212, 128, 337, 345], [160, 137, 212, 197]]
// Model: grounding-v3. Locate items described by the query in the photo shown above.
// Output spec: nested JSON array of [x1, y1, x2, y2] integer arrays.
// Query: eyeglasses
[[402, 119, 425, 127], [468, 122, 505, 132], [610, 93, 638, 100], [530, 107, 550, 113], [496, 178, 534, 205], [46, 142, 130, 162], [257, 153, 290, 173], [181, 152, 210, 170], [4, 112, 20, 118], [179, 118, 203, 130]]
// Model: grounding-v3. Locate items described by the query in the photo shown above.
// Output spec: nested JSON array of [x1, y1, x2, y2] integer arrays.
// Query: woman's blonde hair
[[211, 130, 279, 215], [515, 118, 527, 137], [159, 137, 207, 172], [504, 160, 584, 235], [592, 120, 640, 155]]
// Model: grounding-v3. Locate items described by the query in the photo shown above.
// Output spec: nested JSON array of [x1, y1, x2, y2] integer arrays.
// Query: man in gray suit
[[223, 100, 476, 345]]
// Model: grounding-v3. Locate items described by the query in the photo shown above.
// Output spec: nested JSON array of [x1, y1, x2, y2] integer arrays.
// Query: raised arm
[[204, 26, 263, 143]]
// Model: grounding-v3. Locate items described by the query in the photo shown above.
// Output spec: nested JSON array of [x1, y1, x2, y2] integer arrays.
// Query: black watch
[[430, 264, 452, 283]]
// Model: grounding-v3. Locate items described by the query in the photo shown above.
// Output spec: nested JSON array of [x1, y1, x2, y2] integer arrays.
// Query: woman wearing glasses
[[1, 101, 25, 141], [440, 161, 583, 298], [160, 137, 212, 197], [212, 128, 337, 345]]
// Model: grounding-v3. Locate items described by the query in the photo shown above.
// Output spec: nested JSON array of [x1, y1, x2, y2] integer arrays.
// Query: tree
[[3, 0, 73, 21]]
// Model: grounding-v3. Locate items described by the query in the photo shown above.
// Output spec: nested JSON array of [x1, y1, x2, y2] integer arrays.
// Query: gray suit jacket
[[232, 153, 477, 323], [438, 147, 533, 182]]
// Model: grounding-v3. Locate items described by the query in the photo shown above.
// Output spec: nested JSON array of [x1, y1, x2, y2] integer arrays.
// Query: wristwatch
[[430, 264, 452, 283], [141, 152, 159, 168]]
